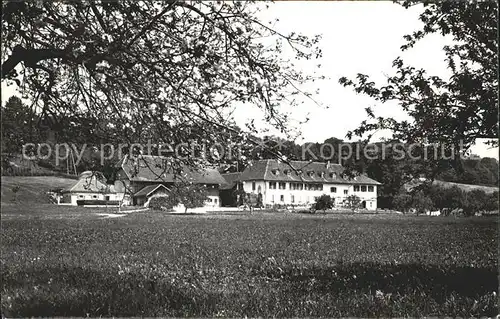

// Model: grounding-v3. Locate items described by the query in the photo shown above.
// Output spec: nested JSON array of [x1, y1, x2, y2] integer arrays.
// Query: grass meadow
[[1, 202, 498, 317]]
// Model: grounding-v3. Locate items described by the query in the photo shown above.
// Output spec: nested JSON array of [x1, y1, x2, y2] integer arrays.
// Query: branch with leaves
[[339, 1, 498, 151], [2, 0, 324, 169]]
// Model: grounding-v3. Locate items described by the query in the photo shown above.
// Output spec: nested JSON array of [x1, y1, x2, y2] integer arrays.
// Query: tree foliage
[[148, 196, 171, 211], [393, 193, 413, 213], [1, 96, 39, 155], [436, 157, 499, 186], [345, 195, 361, 211], [169, 182, 208, 213], [339, 1, 498, 150], [411, 190, 433, 215], [393, 183, 499, 216], [314, 194, 334, 212], [1, 0, 323, 165], [424, 184, 498, 216]]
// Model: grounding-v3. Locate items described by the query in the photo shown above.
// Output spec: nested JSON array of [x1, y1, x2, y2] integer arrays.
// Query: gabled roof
[[239, 159, 381, 185], [78, 171, 107, 182], [134, 184, 170, 197], [62, 175, 114, 193], [117, 155, 227, 185], [220, 172, 242, 190]]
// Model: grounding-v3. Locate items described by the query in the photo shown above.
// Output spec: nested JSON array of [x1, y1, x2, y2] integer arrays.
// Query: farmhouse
[[114, 155, 226, 207], [220, 172, 244, 206], [61, 171, 120, 205], [236, 159, 381, 210]]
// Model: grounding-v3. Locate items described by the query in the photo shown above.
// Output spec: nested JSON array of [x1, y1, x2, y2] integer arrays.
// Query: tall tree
[[1, 96, 38, 155], [2, 0, 323, 169], [339, 1, 498, 152]]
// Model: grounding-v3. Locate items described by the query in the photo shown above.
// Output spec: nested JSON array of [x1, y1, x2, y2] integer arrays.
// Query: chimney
[[326, 160, 330, 169]]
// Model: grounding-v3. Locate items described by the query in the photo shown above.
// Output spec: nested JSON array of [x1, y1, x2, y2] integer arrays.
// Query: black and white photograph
[[1, 0, 498, 317]]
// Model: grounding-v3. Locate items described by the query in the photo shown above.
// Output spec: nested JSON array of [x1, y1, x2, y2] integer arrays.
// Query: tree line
[[2, 95, 498, 187], [394, 184, 498, 216]]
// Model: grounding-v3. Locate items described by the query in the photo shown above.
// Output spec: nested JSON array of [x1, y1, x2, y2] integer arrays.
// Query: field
[[1, 202, 498, 317], [1, 176, 76, 203]]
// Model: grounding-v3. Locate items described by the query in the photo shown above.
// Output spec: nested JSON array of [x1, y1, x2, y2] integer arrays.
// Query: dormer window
[[296, 170, 303, 176], [272, 169, 280, 176], [284, 169, 291, 176], [308, 171, 314, 177], [330, 172, 337, 179], [319, 172, 325, 178]]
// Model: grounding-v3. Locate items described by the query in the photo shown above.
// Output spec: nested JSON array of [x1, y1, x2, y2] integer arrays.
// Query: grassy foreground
[[1, 204, 498, 317]]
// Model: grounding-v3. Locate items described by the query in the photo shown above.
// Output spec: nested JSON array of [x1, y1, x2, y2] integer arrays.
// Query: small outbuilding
[[61, 171, 121, 206]]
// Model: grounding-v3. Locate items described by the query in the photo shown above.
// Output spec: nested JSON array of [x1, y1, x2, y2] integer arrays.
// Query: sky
[[231, 1, 498, 159], [1, 1, 498, 159]]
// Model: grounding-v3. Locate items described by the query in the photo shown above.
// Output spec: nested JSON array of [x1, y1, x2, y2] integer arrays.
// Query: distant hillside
[[433, 180, 498, 194], [1, 154, 79, 178], [405, 179, 498, 194], [1, 176, 76, 204]]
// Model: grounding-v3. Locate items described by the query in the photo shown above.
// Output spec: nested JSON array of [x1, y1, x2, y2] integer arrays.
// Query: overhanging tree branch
[[1, 46, 67, 79]]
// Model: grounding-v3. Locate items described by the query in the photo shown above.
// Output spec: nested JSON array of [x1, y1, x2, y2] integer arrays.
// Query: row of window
[[354, 185, 374, 192], [78, 194, 113, 200], [329, 187, 349, 195], [253, 182, 375, 193], [271, 194, 301, 203], [78, 194, 99, 199], [329, 186, 374, 193], [272, 194, 371, 203], [268, 182, 324, 191], [271, 169, 339, 179]]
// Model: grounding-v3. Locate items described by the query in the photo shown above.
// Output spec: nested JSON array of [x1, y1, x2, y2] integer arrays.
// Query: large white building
[[237, 159, 381, 210]]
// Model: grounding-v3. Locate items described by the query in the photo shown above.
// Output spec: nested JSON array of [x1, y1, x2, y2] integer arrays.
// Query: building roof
[[62, 174, 115, 193], [220, 172, 242, 190], [134, 184, 170, 197], [78, 171, 107, 182], [117, 155, 227, 185], [239, 159, 381, 185]]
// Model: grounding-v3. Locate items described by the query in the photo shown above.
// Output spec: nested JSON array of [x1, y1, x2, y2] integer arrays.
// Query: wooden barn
[[114, 155, 226, 207]]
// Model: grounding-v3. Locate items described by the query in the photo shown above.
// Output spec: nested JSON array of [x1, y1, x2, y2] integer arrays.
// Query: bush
[[172, 183, 208, 212], [148, 196, 174, 211], [412, 190, 433, 215], [313, 194, 334, 212], [345, 195, 361, 211], [483, 191, 499, 212], [240, 193, 264, 209], [393, 193, 412, 213], [11, 185, 20, 202]]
